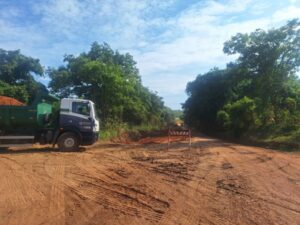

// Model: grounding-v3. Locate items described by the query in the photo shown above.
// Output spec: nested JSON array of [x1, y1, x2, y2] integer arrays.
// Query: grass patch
[[99, 122, 165, 141], [245, 128, 300, 151]]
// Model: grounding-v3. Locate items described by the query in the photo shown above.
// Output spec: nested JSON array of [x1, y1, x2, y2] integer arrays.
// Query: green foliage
[[0, 80, 29, 103], [0, 44, 172, 138], [172, 110, 183, 119], [216, 110, 230, 129], [48, 42, 172, 128], [0, 49, 45, 103], [284, 97, 296, 111], [100, 120, 164, 140], [184, 19, 300, 146], [223, 97, 257, 136], [184, 68, 229, 129], [0, 49, 43, 84]]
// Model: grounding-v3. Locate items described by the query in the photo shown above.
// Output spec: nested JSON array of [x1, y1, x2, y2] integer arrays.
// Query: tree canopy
[[183, 19, 300, 139], [48, 42, 172, 127], [0, 49, 45, 103]]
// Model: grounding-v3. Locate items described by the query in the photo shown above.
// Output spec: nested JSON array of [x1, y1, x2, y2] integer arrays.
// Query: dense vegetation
[[0, 49, 46, 104], [183, 20, 300, 149], [0, 43, 174, 137]]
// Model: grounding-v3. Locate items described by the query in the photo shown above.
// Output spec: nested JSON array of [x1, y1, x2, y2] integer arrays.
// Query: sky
[[0, 0, 300, 109]]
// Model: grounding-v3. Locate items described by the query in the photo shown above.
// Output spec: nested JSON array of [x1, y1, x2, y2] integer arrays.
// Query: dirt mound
[[112, 129, 189, 145], [0, 96, 25, 106], [112, 129, 168, 144], [111, 132, 140, 144]]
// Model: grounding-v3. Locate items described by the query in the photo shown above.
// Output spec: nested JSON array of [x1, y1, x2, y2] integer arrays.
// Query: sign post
[[168, 128, 192, 150]]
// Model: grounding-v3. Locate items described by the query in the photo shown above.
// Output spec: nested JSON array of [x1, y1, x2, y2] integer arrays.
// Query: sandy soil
[[0, 136, 299, 225]]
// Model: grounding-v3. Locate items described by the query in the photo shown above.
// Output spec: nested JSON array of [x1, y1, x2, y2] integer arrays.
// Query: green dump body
[[0, 93, 59, 134]]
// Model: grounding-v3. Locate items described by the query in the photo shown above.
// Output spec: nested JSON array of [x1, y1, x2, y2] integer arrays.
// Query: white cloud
[[289, 0, 298, 4], [132, 1, 300, 108], [272, 6, 300, 22]]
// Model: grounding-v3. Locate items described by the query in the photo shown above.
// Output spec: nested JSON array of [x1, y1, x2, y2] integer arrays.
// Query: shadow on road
[[96, 139, 235, 152], [0, 146, 86, 154]]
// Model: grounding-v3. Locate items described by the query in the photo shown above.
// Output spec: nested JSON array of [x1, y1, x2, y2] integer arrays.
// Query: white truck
[[0, 92, 99, 151]]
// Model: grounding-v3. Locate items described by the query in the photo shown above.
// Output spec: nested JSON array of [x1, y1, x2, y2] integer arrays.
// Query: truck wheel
[[57, 132, 79, 151]]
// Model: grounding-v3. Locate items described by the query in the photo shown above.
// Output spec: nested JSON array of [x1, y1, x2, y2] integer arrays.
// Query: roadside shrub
[[225, 96, 256, 137], [216, 110, 230, 130]]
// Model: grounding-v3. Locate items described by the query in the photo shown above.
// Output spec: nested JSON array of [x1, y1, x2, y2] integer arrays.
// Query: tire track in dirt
[[0, 157, 46, 203], [214, 146, 300, 225], [63, 152, 127, 225], [0, 136, 299, 225], [76, 156, 168, 223], [232, 146, 300, 214], [0, 156, 47, 225], [53, 149, 170, 225], [45, 155, 66, 225], [157, 146, 219, 225]]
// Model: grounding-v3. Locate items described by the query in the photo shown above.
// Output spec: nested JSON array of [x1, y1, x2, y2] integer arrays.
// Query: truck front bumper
[[81, 131, 99, 145]]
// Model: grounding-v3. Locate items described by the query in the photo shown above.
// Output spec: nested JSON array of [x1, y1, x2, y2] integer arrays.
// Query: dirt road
[[0, 136, 300, 225]]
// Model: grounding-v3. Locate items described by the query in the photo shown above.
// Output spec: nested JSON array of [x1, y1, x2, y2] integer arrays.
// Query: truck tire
[[57, 132, 79, 151]]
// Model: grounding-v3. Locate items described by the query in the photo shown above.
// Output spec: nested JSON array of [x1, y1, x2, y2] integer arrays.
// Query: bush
[[225, 96, 256, 136], [216, 110, 230, 130]]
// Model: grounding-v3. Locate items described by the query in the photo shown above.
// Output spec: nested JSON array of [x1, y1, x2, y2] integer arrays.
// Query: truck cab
[[56, 98, 99, 150]]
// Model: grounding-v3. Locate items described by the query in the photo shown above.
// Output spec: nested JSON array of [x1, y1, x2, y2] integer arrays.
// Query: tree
[[223, 19, 300, 124], [221, 97, 257, 136], [0, 80, 29, 103], [0, 49, 45, 103], [48, 42, 170, 127], [184, 19, 300, 138], [183, 68, 229, 130]]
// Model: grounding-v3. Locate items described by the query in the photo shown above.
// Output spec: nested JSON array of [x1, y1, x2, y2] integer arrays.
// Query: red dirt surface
[[138, 136, 188, 144], [0, 135, 299, 224], [0, 96, 25, 106]]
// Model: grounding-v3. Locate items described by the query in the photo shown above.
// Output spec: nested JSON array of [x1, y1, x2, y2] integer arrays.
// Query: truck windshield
[[72, 102, 90, 116]]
